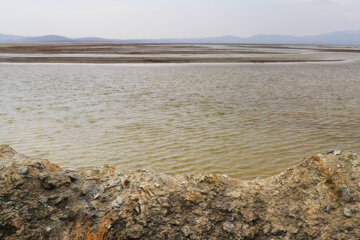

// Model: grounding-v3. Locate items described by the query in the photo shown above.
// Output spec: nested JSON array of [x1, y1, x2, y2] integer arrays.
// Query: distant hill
[[0, 33, 28, 43], [1, 31, 360, 45], [25, 35, 73, 43]]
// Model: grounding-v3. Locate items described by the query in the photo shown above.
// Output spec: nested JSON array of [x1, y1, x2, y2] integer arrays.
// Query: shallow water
[[1, 60, 360, 179]]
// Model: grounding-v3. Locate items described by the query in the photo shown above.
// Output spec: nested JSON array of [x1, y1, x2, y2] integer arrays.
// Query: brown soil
[[1, 145, 359, 239]]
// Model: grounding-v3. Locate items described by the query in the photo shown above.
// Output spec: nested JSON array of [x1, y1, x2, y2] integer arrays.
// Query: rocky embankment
[[1, 145, 360, 239]]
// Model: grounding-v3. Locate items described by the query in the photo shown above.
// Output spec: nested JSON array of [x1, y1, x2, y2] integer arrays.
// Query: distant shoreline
[[0, 57, 342, 64], [0, 43, 350, 64]]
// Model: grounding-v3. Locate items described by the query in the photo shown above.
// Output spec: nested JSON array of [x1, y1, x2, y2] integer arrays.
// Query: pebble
[[94, 193, 100, 200], [222, 174, 228, 178], [68, 173, 78, 182], [340, 186, 351, 202], [135, 206, 140, 213], [108, 179, 122, 188], [48, 195, 59, 200], [82, 184, 96, 195], [147, 190, 155, 197], [21, 166, 29, 175], [343, 207, 352, 217], [222, 221, 235, 232], [30, 161, 44, 170], [325, 205, 332, 213], [54, 196, 68, 206], [154, 183, 160, 188], [256, 177, 261, 180], [139, 182, 149, 189], [38, 173, 57, 190], [120, 177, 126, 188], [334, 150, 341, 155], [181, 226, 193, 237], [38, 196, 48, 205], [337, 164, 341, 168], [111, 196, 123, 209], [38, 172, 49, 180]]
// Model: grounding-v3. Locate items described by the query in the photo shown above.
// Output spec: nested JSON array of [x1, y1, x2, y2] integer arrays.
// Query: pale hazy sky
[[1, 0, 360, 39]]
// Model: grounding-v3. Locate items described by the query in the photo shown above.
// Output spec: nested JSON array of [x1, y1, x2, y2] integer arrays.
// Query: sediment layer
[[1, 145, 359, 239]]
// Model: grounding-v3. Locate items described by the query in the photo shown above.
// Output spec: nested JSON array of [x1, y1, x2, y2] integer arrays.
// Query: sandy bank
[[1, 145, 359, 239]]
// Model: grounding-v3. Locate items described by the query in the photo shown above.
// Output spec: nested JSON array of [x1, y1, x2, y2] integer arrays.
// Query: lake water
[[1, 60, 360, 179]]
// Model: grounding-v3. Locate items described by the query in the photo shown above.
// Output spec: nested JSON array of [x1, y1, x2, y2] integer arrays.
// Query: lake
[[1, 45, 360, 179]]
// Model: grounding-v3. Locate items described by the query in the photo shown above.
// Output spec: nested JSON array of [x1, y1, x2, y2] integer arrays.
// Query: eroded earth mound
[[1, 145, 360, 239]]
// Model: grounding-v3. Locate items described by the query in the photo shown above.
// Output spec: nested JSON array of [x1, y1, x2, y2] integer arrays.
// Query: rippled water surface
[[1, 61, 360, 179]]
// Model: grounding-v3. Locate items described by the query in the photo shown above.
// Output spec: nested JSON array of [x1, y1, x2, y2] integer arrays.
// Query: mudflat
[[0, 43, 354, 63]]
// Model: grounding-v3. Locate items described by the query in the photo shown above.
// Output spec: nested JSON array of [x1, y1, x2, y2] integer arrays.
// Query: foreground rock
[[1, 145, 360, 239]]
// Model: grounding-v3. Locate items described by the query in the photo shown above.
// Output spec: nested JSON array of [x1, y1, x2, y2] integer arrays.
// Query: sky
[[1, 0, 360, 39]]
